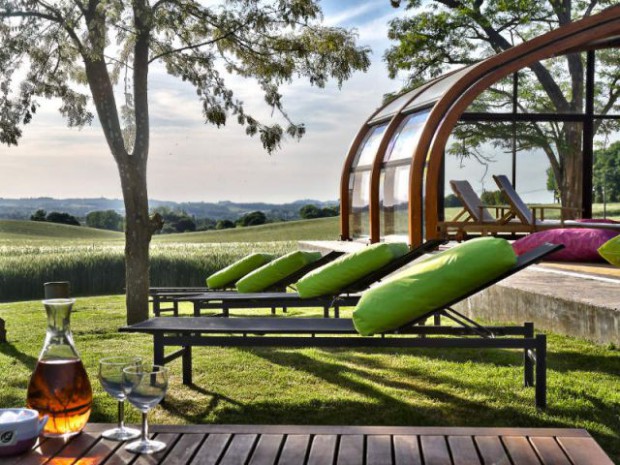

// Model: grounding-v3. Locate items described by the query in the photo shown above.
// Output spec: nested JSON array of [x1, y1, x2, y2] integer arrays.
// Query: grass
[[153, 216, 340, 243], [0, 217, 338, 301], [0, 296, 618, 461], [0, 219, 123, 243], [0, 242, 297, 301]]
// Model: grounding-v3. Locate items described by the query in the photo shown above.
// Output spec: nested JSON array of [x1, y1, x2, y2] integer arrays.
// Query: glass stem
[[117, 400, 125, 431], [141, 412, 148, 443]]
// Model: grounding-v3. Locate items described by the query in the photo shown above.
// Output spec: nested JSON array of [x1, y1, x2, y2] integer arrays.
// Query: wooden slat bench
[[3, 424, 613, 465]]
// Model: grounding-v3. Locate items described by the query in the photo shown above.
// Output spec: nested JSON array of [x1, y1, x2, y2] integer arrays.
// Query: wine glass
[[98, 356, 142, 441], [122, 364, 169, 454]]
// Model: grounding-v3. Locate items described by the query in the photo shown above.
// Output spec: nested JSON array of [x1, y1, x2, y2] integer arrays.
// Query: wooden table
[[0, 424, 613, 465]]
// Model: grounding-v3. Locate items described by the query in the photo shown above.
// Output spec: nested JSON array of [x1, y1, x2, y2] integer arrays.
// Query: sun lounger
[[120, 242, 562, 409], [171, 239, 445, 318], [150, 250, 344, 316], [493, 174, 620, 232], [438, 180, 517, 240]]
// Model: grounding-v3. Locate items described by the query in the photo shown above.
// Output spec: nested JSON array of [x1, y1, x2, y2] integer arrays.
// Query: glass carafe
[[26, 299, 92, 437]]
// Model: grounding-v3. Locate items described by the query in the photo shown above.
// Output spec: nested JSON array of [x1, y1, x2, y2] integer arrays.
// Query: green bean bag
[[206, 253, 273, 289], [352, 237, 517, 336], [598, 235, 620, 267], [296, 242, 409, 299], [236, 251, 322, 293]]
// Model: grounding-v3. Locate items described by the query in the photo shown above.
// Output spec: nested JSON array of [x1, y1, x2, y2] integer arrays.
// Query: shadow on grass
[[0, 342, 37, 370], [163, 383, 242, 424], [227, 348, 549, 426]]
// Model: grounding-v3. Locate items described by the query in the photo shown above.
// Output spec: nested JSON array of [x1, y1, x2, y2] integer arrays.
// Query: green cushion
[[352, 237, 517, 336], [206, 253, 273, 289], [236, 251, 322, 293], [296, 242, 409, 298], [598, 235, 620, 267]]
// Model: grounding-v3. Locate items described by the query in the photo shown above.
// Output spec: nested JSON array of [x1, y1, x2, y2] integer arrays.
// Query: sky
[[0, 0, 405, 204], [0, 0, 554, 204]]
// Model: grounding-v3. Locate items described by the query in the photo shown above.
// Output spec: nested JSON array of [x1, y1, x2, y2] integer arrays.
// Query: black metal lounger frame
[[150, 250, 345, 316], [120, 243, 562, 409], [174, 239, 447, 318]]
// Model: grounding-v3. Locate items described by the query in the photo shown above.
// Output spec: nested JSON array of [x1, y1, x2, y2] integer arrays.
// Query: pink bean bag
[[512, 228, 620, 262]]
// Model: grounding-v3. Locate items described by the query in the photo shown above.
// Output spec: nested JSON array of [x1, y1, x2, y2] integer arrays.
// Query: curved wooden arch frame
[[339, 110, 382, 241], [368, 80, 443, 243], [403, 6, 620, 246], [340, 77, 443, 242]]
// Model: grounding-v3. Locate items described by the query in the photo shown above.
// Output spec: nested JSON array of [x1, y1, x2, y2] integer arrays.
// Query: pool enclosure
[[340, 6, 620, 246]]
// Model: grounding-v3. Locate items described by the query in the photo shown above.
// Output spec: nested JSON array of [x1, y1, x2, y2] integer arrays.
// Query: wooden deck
[[0, 424, 613, 465]]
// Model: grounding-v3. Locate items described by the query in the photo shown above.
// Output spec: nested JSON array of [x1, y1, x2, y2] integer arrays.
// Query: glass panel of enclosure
[[380, 164, 410, 239], [349, 169, 371, 238], [592, 124, 620, 217], [467, 75, 515, 113], [370, 89, 420, 123], [353, 123, 388, 168], [516, 55, 585, 114], [384, 109, 432, 162], [444, 122, 544, 219], [402, 66, 473, 113], [444, 120, 588, 220], [594, 48, 620, 115], [512, 122, 557, 207]]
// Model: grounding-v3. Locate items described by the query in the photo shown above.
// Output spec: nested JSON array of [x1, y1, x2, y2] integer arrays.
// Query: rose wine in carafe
[[26, 299, 92, 437]]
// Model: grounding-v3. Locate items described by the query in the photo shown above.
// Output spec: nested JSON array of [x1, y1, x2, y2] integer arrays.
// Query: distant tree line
[[86, 210, 124, 231], [31, 209, 80, 226], [28, 202, 341, 234], [299, 204, 339, 219]]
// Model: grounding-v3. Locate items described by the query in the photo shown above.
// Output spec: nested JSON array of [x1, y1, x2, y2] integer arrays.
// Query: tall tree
[[0, 0, 370, 323], [386, 1, 620, 215]]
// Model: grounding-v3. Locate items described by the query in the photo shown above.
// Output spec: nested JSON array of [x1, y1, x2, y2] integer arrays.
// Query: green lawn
[[0, 219, 123, 243], [1, 215, 620, 460], [0, 296, 618, 461], [153, 216, 340, 243]]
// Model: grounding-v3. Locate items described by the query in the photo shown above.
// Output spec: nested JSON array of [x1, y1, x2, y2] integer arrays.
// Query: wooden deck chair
[[438, 180, 514, 239], [150, 250, 345, 316], [493, 175, 620, 232], [120, 243, 563, 409], [167, 239, 445, 318]]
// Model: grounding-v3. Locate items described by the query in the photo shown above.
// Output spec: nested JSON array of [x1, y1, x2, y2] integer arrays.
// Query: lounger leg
[[271, 307, 276, 315], [154, 334, 164, 366], [433, 314, 441, 326], [173, 301, 179, 317], [524, 323, 534, 387], [334, 305, 340, 319], [193, 301, 201, 317], [182, 346, 193, 385], [535, 334, 547, 409], [153, 296, 160, 317], [323, 306, 329, 318], [223, 306, 229, 317]]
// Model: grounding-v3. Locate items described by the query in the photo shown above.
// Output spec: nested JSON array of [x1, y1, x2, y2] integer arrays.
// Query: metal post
[[182, 346, 193, 385], [523, 323, 534, 387], [583, 50, 595, 219], [512, 72, 519, 188], [535, 334, 547, 409], [154, 334, 164, 366]]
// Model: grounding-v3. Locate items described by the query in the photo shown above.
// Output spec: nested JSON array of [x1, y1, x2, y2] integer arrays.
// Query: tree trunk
[[559, 122, 584, 219], [119, 159, 152, 324]]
